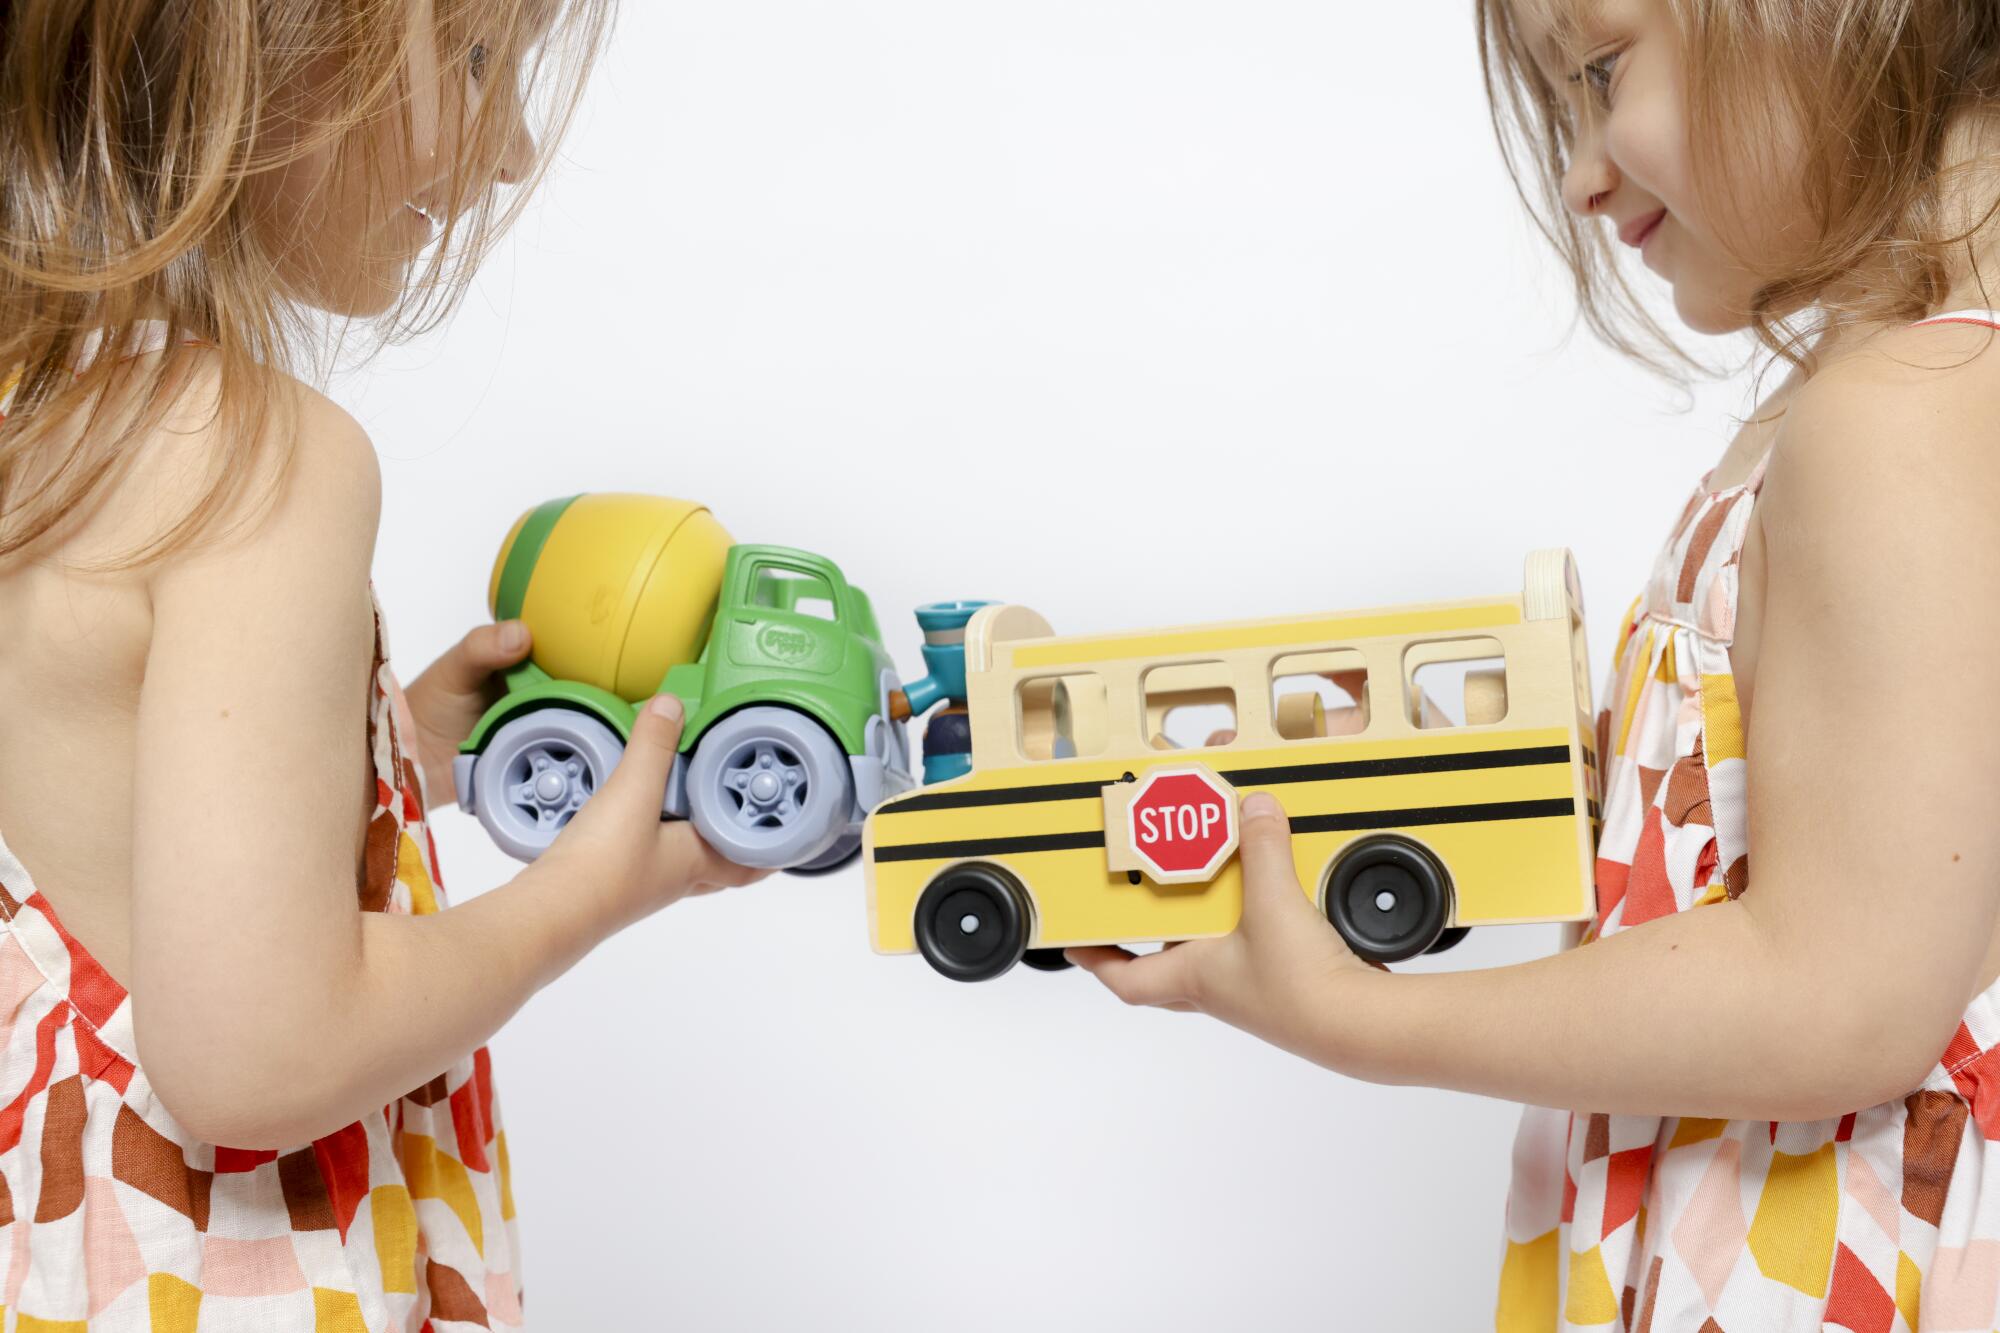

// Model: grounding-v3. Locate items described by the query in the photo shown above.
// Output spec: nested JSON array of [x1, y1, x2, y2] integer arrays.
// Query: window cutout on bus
[[1017, 673, 1109, 760], [751, 567, 837, 621], [1143, 661, 1237, 750], [1271, 649, 1369, 740], [1405, 638, 1508, 728]]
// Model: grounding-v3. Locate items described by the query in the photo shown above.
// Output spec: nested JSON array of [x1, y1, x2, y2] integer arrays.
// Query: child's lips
[[1620, 209, 1667, 248]]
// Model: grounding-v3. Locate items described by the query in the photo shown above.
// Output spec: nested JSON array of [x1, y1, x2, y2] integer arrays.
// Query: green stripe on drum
[[494, 494, 582, 624]]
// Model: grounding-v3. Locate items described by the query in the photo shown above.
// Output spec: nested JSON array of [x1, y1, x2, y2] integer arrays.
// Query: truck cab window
[[751, 566, 837, 621]]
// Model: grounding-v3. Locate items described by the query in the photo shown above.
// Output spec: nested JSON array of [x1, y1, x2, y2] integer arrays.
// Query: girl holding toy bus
[[1070, 3, 2000, 1328]]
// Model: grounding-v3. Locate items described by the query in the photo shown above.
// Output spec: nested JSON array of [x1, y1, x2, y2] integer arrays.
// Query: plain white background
[[336, 3, 1763, 1327]]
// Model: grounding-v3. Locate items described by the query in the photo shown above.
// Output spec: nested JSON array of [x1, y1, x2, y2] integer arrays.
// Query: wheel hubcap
[[936, 887, 1004, 964], [1345, 863, 1424, 946], [506, 747, 593, 831], [720, 740, 810, 830]]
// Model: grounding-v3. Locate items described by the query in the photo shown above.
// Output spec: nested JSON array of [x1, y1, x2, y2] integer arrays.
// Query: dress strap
[[0, 322, 209, 416], [71, 320, 207, 372], [1912, 308, 2000, 330], [1744, 441, 1778, 494]]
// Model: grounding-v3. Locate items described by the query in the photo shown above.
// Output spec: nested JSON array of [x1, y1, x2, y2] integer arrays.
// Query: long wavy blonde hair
[[1476, 0, 2000, 382], [0, 0, 613, 570]]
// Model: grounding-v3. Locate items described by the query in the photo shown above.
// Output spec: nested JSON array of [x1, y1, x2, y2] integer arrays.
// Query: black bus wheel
[[1323, 837, 1452, 964], [914, 864, 1031, 982]]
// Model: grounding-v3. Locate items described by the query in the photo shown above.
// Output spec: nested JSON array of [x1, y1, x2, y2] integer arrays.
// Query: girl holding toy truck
[[1066, 3, 2000, 1328], [0, 4, 771, 1327]]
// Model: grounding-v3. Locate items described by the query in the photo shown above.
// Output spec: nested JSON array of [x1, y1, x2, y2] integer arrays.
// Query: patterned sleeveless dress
[[0, 583, 522, 1330], [1496, 308, 2000, 1332]]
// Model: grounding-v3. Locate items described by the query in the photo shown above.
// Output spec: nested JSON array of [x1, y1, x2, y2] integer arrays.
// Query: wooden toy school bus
[[862, 550, 1600, 981]]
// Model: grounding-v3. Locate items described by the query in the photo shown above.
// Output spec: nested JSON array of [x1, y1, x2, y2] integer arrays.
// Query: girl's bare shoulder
[[1759, 318, 2000, 560], [1797, 314, 2000, 415], [102, 353, 384, 578], [0, 356, 386, 922], [2, 352, 383, 705]]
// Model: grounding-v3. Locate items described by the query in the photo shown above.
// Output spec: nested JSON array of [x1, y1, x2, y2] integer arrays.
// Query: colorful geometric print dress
[[1496, 308, 2000, 1333], [0, 587, 522, 1331]]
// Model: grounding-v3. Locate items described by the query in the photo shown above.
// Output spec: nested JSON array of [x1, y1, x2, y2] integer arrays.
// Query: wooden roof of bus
[[966, 596, 1523, 675]]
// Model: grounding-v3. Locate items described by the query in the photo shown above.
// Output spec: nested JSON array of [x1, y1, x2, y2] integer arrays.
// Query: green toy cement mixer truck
[[453, 494, 916, 873]]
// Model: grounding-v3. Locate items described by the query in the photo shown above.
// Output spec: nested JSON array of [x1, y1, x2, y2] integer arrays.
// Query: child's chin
[[310, 278, 403, 321], [1672, 286, 1755, 338]]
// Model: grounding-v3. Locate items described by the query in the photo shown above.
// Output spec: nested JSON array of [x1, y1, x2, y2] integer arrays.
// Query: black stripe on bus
[[871, 797, 1581, 864], [886, 781, 1107, 813], [881, 743, 1574, 815], [1289, 797, 1577, 834], [873, 830, 1107, 863], [1219, 744, 1570, 787]]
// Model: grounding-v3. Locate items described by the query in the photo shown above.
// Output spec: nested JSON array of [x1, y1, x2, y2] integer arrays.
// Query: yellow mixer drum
[[487, 494, 734, 701]]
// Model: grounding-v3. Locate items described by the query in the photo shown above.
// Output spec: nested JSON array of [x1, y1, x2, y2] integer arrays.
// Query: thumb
[[603, 695, 686, 809], [1236, 792, 1306, 920], [428, 620, 533, 694], [470, 619, 534, 669]]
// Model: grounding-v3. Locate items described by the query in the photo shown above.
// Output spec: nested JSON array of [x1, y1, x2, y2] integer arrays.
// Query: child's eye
[[469, 43, 488, 84], [1570, 50, 1621, 104]]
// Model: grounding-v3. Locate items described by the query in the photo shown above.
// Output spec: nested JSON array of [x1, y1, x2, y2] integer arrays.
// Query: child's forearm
[[1317, 901, 1942, 1121]]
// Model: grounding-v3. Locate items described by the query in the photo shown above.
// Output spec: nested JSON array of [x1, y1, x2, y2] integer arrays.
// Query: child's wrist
[[1290, 959, 1405, 1084], [505, 853, 634, 985]]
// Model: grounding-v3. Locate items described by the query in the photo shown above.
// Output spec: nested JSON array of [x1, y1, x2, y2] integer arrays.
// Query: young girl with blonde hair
[[0, 2, 764, 1327], [1070, 2, 2000, 1328]]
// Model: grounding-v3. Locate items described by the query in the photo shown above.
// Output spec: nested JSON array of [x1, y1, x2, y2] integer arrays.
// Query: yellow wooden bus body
[[864, 551, 1600, 958]]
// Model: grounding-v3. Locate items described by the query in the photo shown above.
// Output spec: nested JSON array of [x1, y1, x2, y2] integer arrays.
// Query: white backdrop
[[336, 3, 1758, 1327]]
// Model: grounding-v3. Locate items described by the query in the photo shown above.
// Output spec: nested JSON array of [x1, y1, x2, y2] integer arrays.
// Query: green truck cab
[[454, 495, 913, 873]]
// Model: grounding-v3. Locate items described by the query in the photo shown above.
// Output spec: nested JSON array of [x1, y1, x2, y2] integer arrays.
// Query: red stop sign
[[1126, 766, 1239, 883]]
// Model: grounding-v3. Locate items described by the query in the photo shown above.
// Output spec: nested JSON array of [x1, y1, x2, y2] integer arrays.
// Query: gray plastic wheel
[[788, 830, 863, 877], [473, 709, 626, 862], [686, 707, 854, 870]]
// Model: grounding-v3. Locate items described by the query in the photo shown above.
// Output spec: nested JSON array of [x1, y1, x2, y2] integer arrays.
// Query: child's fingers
[[655, 821, 768, 892], [427, 621, 533, 694], [1068, 945, 1193, 1008], [1065, 944, 1137, 968], [472, 619, 533, 665]]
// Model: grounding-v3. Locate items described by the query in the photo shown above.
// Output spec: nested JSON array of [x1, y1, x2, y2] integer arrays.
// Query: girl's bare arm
[[129, 376, 757, 1150], [1073, 336, 2000, 1121]]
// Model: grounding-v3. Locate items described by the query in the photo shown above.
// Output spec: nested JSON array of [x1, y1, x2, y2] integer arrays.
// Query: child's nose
[[498, 123, 537, 187], [1561, 145, 1619, 218]]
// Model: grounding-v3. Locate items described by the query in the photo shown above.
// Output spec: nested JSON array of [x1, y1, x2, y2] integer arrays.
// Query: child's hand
[[533, 695, 770, 927], [1068, 794, 1385, 1058], [403, 620, 535, 809]]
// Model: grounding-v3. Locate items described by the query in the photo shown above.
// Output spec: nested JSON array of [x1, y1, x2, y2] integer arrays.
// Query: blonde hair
[[0, 0, 613, 570], [1477, 0, 2000, 382]]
